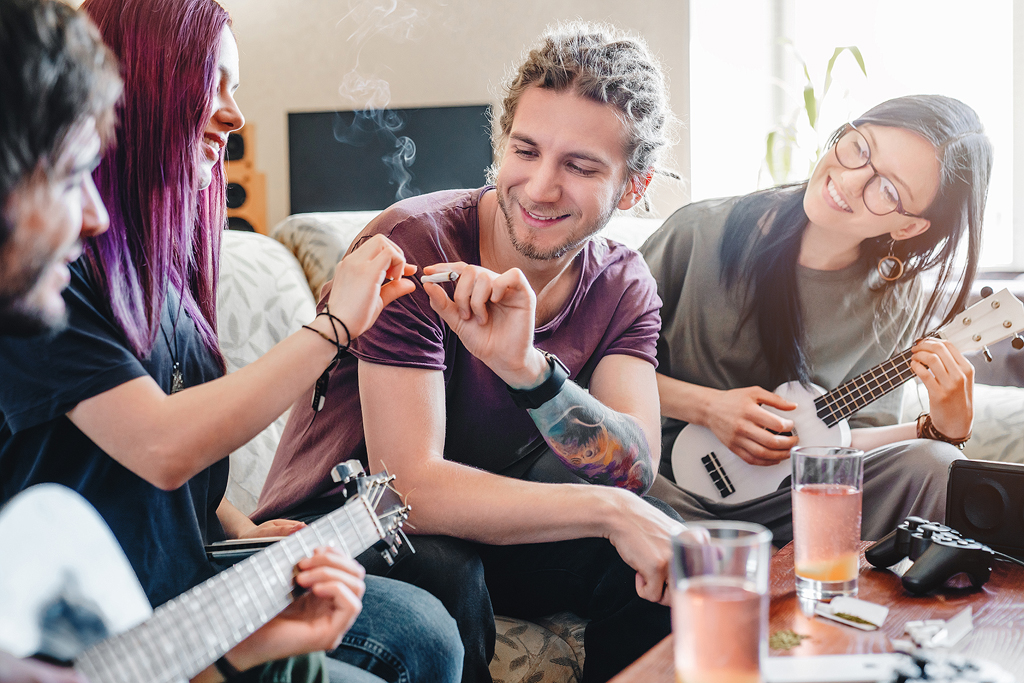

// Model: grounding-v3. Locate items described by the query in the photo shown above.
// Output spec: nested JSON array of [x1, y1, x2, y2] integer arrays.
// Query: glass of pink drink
[[671, 521, 772, 683], [791, 446, 864, 601]]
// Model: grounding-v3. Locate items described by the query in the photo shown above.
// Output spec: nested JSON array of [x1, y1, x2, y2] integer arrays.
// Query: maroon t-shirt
[[253, 188, 662, 522]]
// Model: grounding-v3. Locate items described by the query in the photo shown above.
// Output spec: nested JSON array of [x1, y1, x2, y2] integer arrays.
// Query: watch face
[[545, 351, 570, 376]]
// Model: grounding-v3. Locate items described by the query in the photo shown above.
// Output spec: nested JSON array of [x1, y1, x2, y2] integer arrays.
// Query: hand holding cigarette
[[421, 270, 460, 284], [421, 262, 540, 388]]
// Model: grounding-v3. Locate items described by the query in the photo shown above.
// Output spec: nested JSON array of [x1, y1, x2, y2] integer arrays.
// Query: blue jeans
[[327, 574, 463, 683]]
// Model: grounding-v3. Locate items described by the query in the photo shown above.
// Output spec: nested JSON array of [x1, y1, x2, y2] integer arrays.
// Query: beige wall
[[218, 0, 690, 227]]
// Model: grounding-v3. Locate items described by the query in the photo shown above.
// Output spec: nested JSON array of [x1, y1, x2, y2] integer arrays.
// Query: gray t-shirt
[[640, 196, 922, 471]]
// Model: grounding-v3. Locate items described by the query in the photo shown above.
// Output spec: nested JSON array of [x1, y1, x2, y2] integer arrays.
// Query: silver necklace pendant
[[171, 362, 184, 394]]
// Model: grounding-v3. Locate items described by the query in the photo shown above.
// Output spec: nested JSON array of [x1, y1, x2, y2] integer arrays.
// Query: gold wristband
[[916, 413, 971, 450]]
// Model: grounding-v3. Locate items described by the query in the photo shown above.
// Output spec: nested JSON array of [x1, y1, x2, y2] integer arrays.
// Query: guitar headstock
[[937, 288, 1024, 354], [332, 460, 412, 566]]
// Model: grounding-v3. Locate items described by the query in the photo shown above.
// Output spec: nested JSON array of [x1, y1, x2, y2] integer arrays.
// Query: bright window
[[690, 0, 1013, 268]]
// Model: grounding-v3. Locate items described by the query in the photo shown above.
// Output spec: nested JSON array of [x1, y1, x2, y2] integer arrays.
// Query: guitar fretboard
[[75, 496, 383, 683], [813, 348, 916, 428]]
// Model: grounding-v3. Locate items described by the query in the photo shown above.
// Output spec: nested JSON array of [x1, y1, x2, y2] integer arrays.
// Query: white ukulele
[[670, 288, 1024, 505], [0, 463, 409, 683]]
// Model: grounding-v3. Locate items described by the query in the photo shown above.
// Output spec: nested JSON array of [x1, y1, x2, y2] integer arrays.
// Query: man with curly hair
[[256, 23, 684, 683]]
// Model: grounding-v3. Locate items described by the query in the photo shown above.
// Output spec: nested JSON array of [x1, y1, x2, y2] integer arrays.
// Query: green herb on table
[[833, 612, 875, 627], [769, 630, 811, 651]]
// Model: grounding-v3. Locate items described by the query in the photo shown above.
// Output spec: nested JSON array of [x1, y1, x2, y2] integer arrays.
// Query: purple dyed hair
[[81, 0, 229, 370]]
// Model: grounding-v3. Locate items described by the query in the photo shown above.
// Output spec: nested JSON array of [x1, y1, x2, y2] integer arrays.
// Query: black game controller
[[865, 516, 995, 595]]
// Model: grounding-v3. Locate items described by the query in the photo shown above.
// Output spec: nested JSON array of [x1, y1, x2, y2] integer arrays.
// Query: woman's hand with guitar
[[910, 338, 975, 441], [212, 548, 366, 677], [704, 386, 800, 467], [0, 652, 87, 683]]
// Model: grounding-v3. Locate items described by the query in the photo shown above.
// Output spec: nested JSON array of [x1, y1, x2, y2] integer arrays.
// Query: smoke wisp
[[334, 0, 430, 201]]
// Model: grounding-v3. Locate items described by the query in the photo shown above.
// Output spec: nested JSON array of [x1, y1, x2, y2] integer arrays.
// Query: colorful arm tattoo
[[528, 380, 655, 494]]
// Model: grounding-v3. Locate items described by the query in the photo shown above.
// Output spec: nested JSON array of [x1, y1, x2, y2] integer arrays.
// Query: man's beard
[[0, 297, 65, 336], [496, 188, 615, 261], [0, 251, 66, 337]]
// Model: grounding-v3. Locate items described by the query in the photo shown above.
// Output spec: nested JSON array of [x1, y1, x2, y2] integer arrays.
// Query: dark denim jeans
[[287, 504, 464, 683], [360, 532, 672, 683], [327, 574, 463, 683]]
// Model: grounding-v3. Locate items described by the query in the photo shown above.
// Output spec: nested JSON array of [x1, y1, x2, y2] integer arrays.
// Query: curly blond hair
[[491, 22, 676, 185]]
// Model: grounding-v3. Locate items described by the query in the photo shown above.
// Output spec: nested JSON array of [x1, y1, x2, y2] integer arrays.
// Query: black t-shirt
[[0, 260, 228, 607]]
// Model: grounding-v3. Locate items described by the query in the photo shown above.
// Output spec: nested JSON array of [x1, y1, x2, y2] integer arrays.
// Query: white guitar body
[[671, 381, 851, 504], [0, 468, 409, 683], [668, 289, 1024, 507], [0, 485, 155, 662]]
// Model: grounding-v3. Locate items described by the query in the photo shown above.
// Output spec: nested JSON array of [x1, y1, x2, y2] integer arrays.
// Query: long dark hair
[[721, 95, 992, 386], [81, 0, 229, 370]]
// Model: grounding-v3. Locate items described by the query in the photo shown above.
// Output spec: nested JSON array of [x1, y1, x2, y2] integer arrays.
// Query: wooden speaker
[[225, 123, 267, 234]]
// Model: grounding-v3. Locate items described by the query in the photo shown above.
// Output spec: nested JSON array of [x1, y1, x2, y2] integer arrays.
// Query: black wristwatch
[[506, 350, 570, 410]]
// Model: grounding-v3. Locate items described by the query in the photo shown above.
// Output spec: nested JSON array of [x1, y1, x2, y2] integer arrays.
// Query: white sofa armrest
[[217, 230, 317, 514]]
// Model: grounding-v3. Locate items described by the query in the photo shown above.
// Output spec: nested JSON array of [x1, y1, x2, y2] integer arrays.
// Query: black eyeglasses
[[833, 125, 923, 218]]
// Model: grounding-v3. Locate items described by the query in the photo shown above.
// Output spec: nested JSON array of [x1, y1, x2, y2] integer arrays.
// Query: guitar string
[[104, 508, 379, 682], [81, 503, 383, 683], [815, 349, 915, 425], [817, 364, 916, 428], [833, 352, 913, 407]]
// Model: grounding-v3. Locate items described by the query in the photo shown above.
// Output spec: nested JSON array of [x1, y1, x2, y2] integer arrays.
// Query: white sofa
[[216, 211, 1024, 683]]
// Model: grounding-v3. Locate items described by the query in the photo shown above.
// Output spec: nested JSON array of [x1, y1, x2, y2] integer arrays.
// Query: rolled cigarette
[[422, 271, 460, 284]]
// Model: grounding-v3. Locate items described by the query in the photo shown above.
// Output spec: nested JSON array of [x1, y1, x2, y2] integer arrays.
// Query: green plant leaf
[[848, 46, 867, 76], [823, 47, 842, 97], [763, 43, 867, 185], [823, 46, 867, 98], [803, 84, 817, 129]]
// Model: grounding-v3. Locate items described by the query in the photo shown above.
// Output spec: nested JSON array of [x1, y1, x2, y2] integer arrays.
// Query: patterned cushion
[[270, 211, 381, 298], [217, 230, 317, 515], [534, 612, 586, 673], [490, 615, 585, 683], [901, 381, 1024, 464]]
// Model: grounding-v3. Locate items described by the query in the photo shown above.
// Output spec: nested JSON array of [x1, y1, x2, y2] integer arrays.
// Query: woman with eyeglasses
[[640, 95, 993, 542]]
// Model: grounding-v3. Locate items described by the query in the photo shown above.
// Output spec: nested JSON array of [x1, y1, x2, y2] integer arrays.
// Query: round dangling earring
[[877, 239, 905, 282]]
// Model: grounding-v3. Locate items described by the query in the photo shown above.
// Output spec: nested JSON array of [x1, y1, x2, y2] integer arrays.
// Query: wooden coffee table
[[609, 542, 1024, 682]]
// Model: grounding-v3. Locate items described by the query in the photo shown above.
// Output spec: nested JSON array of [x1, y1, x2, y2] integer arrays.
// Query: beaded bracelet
[[916, 412, 971, 450]]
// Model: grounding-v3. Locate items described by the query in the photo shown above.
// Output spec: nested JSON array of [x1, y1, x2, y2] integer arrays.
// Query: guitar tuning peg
[[981, 286, 994, 298], [1013, 334, 1024, 351], [331, 459, 364, 484], [982, 346, 993, 362]]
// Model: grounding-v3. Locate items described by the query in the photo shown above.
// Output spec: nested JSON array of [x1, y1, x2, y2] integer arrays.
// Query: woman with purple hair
[[0, 0, 463, 681]]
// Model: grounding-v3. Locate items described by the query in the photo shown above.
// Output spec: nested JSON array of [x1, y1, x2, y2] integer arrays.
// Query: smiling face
[[494, 86, 641, 261], [804, 123, 941, 248], [0, 118, 109, 334], [196, 25, 243, 191]]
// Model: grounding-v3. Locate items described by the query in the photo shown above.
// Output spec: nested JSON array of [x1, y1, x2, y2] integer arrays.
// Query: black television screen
[[288, 105, 493, 213]]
